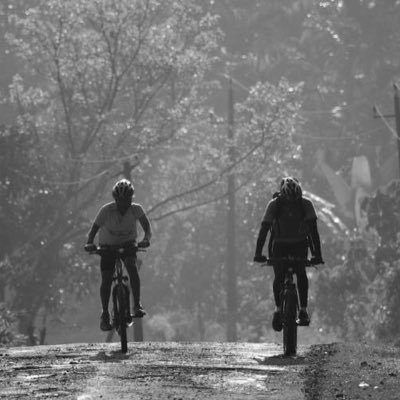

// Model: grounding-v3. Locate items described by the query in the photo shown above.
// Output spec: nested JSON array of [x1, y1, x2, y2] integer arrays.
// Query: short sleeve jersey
[[262, 196, 317, 243], [94, 202, 145, 245]]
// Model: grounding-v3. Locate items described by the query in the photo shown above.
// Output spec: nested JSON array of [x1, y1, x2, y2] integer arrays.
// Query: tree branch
[[147, 119, 271, 215]]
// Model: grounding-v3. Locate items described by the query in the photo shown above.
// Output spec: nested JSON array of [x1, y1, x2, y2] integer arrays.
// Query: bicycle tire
[[115, 285, 128, 353], [282, 286, 298, 356]]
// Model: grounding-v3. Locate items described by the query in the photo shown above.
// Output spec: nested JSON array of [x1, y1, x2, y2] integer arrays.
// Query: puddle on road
[[20, 373, 57, 380], [225, 374, 268, 390], [191, 367, 285, 394]]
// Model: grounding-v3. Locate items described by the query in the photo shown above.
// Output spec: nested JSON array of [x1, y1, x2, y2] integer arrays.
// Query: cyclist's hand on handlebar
[[253, 254, 267, 263], [310, 256, 324, 265], [84, 243, 97, 252], [138, 239, 150, 248]]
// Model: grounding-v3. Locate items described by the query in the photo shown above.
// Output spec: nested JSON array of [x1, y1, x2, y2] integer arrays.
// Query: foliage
[[364, 180, 400, 339], [206, 0, 400, 343], [314, 235, 372, 338], [299, 1, 400, 191], [1, 0, 221, 344], [141, 76, 305, 341], [0, 302, 26, 346], [2, 0, 400, 345], [315, 180, 400, 341], [147, 78, 304, 220]]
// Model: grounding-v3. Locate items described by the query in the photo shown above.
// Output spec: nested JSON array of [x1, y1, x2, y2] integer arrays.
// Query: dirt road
[[0, 342, 307, 399], [1, 341, 399, 399]]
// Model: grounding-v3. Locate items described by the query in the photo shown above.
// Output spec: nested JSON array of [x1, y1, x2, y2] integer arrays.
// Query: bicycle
[[87, 243, 146, 353], [261, 256, 317, 356]]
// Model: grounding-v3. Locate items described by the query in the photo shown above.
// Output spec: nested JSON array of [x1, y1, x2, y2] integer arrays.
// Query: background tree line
[[1, 0, 400, 345]]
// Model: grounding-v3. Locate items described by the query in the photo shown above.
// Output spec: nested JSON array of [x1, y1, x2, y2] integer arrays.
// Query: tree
[[2, 0, 220, 344], [140, 77, 306, 341], [364, 180, 400, 339]]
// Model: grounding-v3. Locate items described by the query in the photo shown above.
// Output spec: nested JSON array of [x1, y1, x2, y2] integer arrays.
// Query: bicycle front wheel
[[115, 284, 128, 353], [282, 288, 298, 356]]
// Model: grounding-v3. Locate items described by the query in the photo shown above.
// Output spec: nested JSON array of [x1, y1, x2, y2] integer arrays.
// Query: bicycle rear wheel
[[115, 284, 128, 353], [282, 287, 298, 356]]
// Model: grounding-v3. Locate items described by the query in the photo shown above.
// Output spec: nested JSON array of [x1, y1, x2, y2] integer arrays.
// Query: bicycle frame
[[263, 257, 313, 356], [89, 244, 143, 353], [112, 249, 131, 353], [114, 251, 129, 291], [281, 262, 302, 307], [280, 261, 300, 356]]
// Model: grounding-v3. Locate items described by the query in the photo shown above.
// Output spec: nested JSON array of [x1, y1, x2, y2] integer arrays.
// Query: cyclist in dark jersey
[[253, 177, 324, 331]]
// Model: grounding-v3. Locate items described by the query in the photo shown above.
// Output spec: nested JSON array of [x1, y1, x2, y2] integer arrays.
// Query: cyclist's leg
[[100, 253, 116, 330], [297, 268, 308, 308], [100, 253, 116, 312], [293, 241, 309, 308], [297, 263, 310, 325], [124, 255, 142, 310], [272, 242, 285, 308], [271, 242, 285, 331], [272, 264, 284, 308], [293, 241, 310, 325]]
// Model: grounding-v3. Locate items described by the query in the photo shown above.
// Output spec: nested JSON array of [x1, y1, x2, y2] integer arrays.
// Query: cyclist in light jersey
[[85, 179, 152, 331]]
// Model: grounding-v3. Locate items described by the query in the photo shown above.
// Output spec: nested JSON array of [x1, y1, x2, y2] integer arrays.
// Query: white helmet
[[112, 179, 134, 199]]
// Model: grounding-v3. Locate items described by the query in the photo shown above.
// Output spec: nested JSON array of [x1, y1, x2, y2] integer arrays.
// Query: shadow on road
[[90, 350, 129, 363], [253, 354, 306, 366]]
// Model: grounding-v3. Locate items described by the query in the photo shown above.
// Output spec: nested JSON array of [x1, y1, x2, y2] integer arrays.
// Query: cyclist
[[253, 177, 324, 331], [84, 179, 152, 331]]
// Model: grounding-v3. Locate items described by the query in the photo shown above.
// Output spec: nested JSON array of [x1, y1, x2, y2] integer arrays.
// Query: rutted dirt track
[[0, 342, 307, 399], [0, 341, 399, 399]]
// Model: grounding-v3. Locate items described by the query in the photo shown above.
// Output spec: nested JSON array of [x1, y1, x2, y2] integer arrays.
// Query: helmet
[[279, 177, 302, 200], [112, 179, 134, 199]]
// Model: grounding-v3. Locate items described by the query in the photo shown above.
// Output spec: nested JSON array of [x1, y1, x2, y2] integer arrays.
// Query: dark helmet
[[112, 179, 134, 199], [279, 177, 302, 200]]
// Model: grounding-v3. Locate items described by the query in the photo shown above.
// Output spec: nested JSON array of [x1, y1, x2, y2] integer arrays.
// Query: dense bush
[[0, 303, 26, 346]]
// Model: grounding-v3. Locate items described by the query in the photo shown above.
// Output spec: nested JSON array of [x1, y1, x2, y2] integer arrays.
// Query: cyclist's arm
[[86, 223, 100, 244], [255, 199, 276, 257], [139, 214, 152, 242], [306, 219, 323, 259], [255, 221, 271, 257]]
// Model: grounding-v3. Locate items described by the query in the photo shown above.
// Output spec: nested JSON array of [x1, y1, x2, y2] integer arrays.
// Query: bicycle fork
[[112, 259, 132, 328], [280, 273, 299, 326], [112, 283, 131, 322]]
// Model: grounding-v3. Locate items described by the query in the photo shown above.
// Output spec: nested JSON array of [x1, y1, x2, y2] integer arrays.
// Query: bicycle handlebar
[[262, 257, 317, 267], [85, 244, 147, 256]]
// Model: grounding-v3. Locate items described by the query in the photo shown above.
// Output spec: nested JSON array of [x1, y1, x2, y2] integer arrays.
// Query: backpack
[[267, 192, 310, 256]]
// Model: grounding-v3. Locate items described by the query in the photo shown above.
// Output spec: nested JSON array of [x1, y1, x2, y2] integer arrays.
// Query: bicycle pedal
[[133, 309, 146, 318], [126, 315, 134, 327], [296, 319, 310, 326]]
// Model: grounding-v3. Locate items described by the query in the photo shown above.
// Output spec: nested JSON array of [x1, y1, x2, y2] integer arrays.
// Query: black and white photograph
[[1, 1, 400, 398]]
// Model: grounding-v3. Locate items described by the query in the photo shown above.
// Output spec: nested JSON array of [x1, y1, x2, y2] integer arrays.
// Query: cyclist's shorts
[[271, 240, 308, 259], [99, 243, 137, 272]]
